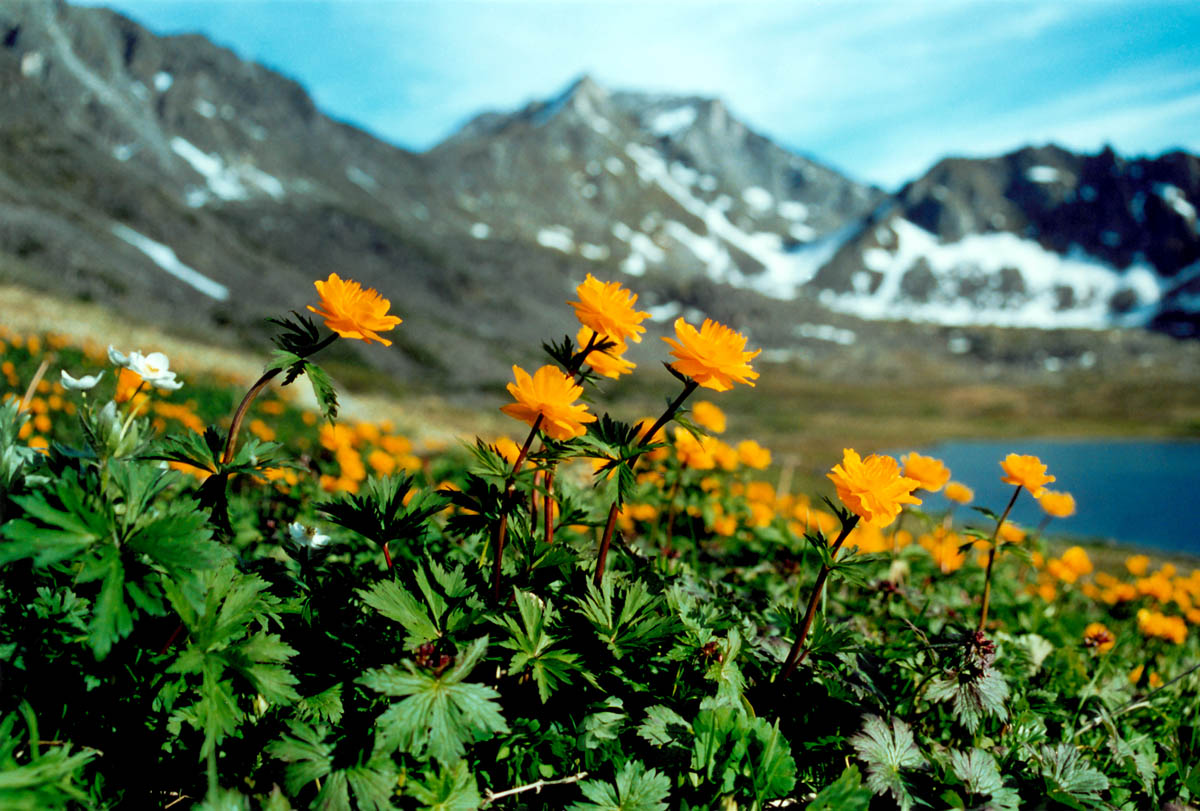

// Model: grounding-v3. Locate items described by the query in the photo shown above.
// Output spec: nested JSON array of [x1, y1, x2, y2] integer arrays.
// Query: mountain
[[1, 0, 1198, 396], [807, 144, 1200, 335]]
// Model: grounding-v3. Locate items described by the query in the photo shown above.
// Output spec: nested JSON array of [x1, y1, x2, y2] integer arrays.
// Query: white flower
[[127, 351, 183, 390], [107, 345, 130, 368], [288, 522, 330, 550], [60, 369, 104, 391]]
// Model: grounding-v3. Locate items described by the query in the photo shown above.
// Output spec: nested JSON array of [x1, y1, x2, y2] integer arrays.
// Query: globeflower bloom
[[569, 274, 650, 344], [901, 452, 950, 492], [943, 481, 973, 504], [737, 439, 772, 470], [577, 327, 635, 379], [662, 317, 760, 392], [1038, 489, 1076, 518], [307, 273, 402, 346], [500, 364, 596, 441], [827, 448, 922, 529], [691, 400, 727, 434], [999, 453, 1055, 497]]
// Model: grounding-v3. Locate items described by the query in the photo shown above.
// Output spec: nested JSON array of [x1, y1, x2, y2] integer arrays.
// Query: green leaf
[[359, 636, 509, 764], [849, 715, 926, 811], [1037, 743, 1109, 807], [949, 748, 1012, 807], [568, 760, 671, 811], [296, 683, 344, 725], [407, 760, 482, 811], [357, 579, 441, 649], [807, 765, 873, 811], [926, 667, 1010, 734], [636, 705, 691, 749], [303, 362, 339, 422], [494, 590, 588, 703]]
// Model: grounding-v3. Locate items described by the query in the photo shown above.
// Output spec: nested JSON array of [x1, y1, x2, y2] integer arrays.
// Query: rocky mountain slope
[[1, 0, 1198, 393]]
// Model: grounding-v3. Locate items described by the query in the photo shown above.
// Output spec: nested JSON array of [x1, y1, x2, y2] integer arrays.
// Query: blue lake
[[910, 439, 1200, 556]]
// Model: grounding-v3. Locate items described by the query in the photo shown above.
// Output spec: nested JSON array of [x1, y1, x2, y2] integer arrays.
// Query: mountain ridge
[[2, 0, 1199, 394]]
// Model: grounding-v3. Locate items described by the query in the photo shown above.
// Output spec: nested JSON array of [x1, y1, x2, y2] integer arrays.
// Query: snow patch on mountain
[[650, 106, 697, 135], [170, 137, 284, 204], [822, 219, 1162, 328], [1155, 183, 1197, 225], [536, 226, 574, 252], [112, 224, 229, 300]]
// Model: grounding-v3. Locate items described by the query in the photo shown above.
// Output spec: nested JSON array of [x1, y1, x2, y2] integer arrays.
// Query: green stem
[[978, 486, 1022, 632], [207, 743, 218, 798], [593, 379, 699, 584], [777, 514, 861, 682], [221, 332, 337, 465]]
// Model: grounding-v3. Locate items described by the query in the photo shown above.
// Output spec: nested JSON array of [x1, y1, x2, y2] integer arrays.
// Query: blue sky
[[80, 0, 1200, 188]]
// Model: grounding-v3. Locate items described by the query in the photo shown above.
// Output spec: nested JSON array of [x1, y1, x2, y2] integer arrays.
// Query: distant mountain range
[[2, 0, 1198, 386]]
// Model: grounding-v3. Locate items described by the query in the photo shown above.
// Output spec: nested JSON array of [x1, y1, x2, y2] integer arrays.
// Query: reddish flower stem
[[544, 468, 556, 545], [978, 485, 1022, 632], [492, 334, 599, 601], [593, 379, 699, 584], [221, 332, 338, 466], [777, 513, 861, 683]]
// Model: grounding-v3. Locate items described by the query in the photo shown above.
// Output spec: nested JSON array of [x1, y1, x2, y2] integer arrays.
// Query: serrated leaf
[[807, 765, 873, 811], [357, 579, 441, 648], [295, 683, 344, 725], [407, 760, 481, 811], [637, 705, 691, 749], [359, 636, 508, 764], [303, 362, 339, 422], [849, 715, 926, 811], [926, 667, 1009, 734], [950, 748, 1004, 799], [568, 760, 671, 811], [1038, 743, 1109, 806]]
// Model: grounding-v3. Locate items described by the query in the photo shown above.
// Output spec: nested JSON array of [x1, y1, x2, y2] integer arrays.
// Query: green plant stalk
[[492, 333, 599, 601], [978, 485, 1022, 632], [221, 332, 338, 465], [594, 378, 698, 585], [777, 513, 861, 682]]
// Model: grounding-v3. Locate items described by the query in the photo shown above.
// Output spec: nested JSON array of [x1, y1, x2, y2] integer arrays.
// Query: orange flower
[[662, 317, 760, 392], [577, 327, 635, 378], [500, 364, 596, 441], [1125, 554, 1150, 577], [827, 448, 922, 529], [900, 452, 950, 492], [943, 481, 973, 504], [1061, 545, 1093, 577], [1038, 489, 1076, 518], [691, 400, 727, 434], [737, 439, 772, 470], [1083, 622, 1115, 653], [999, 453, 1055, 497], [307, 273, 402, 346], [569, 274, 650, 344]]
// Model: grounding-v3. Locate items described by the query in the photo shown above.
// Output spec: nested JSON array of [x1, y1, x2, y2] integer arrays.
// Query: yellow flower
[[577, 327, 635, 378], [1125, 554, 1150, 577], [500, 364, 596, 441], [827, 448, 922, 529], [901, 452, 950, 492], [943, 481, 973, 504], [1128, 663, 1145, 684], [1038, 489, 1076, 518], [1061, 545, 1093, 577], [569, 274, 650, 344], [691, 400, 727, 434], [673, 427, 716, 470], [998, 522, 1026, 545], [307, 273, 402, 346], [737, 439, 772, 470], [920, 528, 966, 574], [662, 317, 760, 392], [1083, 622, 1115, 653], [999, 453, 1055, 497]]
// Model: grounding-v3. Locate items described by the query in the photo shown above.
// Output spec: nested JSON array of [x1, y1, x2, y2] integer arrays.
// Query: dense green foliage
[[0, 321, 1198, 810]]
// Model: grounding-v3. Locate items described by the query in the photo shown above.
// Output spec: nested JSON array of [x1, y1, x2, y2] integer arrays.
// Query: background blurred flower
[[901, 452, 950, 492], [1000, 453, 1055, 497], [1039, 490, 1077, 518]]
